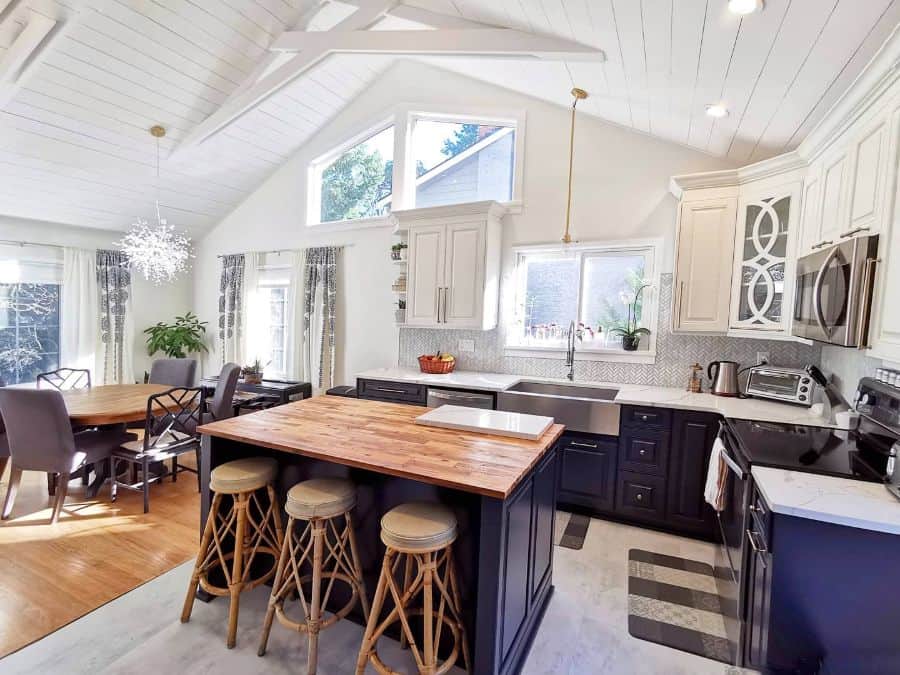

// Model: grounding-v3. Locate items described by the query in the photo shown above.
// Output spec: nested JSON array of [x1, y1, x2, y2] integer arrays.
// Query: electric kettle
[[708, 360, 740, 397]]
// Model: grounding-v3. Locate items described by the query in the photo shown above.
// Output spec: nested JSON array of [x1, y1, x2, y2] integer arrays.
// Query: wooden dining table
[[61, 383, 172, 426]]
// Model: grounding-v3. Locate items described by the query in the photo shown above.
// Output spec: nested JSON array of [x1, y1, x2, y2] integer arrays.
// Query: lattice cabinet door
[[730, 184, 801, 334]]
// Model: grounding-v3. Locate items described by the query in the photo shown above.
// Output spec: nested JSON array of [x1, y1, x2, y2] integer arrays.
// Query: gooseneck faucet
[[565, 320, 576, 381]]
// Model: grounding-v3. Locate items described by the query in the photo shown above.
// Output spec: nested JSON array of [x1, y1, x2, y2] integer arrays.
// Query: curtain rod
[[216, 244, 352, 259], [0, 239, 67, 250]]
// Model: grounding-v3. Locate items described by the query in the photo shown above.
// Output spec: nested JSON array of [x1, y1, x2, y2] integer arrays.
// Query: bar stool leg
[[399, 553, 413, 650], [355, 549, 395, 675], [227, 493, 248, 649], [181, 493, 222, 624], [258, 515, 295, 657], [345, 511, 369, 620], [307, 518, 325, 674], [448, 552, 472, 674], [422, 552, 435, 674]]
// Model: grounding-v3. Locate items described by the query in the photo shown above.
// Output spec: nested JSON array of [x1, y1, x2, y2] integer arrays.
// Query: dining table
[[61, 383, 172, 496]]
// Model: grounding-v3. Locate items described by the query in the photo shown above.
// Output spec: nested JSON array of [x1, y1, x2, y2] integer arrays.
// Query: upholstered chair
[[148, 358, 197, 388]]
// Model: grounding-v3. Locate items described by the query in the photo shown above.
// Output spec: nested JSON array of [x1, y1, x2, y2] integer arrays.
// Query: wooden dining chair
[[36, 368, 92, 391], [111, 387, 204, 513], [0, 389, 129, 523]]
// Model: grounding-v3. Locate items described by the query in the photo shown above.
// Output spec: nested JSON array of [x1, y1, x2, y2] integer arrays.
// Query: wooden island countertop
[[198, 395, 564, 499]]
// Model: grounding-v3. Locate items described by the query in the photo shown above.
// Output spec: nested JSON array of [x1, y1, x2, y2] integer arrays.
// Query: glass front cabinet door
[[730, 184, 801, 335]]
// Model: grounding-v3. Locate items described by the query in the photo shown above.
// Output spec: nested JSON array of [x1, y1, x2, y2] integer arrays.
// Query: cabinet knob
[[639, 449, 647, 456], [636, 493, 643, 501], [639, 414, 648, 421]]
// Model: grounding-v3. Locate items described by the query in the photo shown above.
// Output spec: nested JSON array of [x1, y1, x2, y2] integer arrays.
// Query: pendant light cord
[[155, 133, 162, 225], [562, 88, 587, 244]]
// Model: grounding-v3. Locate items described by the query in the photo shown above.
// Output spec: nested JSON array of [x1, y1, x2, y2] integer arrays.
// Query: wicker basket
[[418, 355, 456, 374]]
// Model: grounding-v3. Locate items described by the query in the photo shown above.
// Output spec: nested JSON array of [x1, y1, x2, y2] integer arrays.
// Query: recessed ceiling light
[[728, 0, 764, 15], [706, 104, 729, 118]]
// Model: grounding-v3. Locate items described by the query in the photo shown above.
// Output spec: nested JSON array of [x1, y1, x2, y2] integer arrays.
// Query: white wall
[[0, 215, 193, 382], [195, 60, 736, 384]]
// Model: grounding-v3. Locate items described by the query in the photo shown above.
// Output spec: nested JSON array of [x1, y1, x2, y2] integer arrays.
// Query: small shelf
[[392, 259, 408, 265]]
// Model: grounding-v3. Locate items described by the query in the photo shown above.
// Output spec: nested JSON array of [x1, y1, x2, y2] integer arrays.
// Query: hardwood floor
[[0, 461, 200, 658]]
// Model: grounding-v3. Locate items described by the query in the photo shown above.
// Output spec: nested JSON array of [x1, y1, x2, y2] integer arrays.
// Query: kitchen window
[[309, 124, 395, 225], [507, 240, 660, 361]]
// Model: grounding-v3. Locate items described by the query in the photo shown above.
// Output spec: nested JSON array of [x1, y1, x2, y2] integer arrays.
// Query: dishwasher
[[426, 388, 494, 410]]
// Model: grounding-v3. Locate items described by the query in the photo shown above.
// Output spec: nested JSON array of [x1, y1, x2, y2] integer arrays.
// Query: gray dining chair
[[149, 359, 197, 388], [0, 389, 130, 524], [0, 413, 8, 483], [206, 362, 241, 423]]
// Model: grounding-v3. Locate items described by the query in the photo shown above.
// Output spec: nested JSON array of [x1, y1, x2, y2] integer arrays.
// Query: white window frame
[[253, 259, 292, 380], [306, 103, 526, 229], [504, 238, 662, 365]]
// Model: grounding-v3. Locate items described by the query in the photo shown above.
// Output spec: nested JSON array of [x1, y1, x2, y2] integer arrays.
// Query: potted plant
[[242, 359, 264, 384], [397, 242, 408, 260], [391, 242, 408, 261], [143, 312, 209, 358], [395, 298, 406, 324], [610, 282, 653, 352]]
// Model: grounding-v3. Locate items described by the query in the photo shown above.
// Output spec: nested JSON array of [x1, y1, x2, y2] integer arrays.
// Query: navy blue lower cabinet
[[557, 432, 618, 512], [475, 445, 558, 675], [665, 410, 719, 538], [743, 482, 900, 674]]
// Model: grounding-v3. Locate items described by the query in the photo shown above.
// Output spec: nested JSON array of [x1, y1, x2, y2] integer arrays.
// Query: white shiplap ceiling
[[0, 0, 897, 236]]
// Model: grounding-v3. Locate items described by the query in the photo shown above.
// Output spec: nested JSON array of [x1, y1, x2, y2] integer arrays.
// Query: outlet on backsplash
[[756, 352, 770, 365], [458, 339, 475, 353]]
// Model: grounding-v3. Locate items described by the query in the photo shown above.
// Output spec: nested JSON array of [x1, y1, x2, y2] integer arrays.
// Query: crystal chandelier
[[118, 125, 193, 285]]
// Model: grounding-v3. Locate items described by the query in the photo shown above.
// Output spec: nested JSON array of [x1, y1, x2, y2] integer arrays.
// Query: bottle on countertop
[[688, 363, 703, 393]]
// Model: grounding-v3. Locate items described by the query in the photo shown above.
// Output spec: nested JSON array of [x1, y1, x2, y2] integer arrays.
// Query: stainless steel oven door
[[792, 236, 878, 346], [714, 424, 750, 665]]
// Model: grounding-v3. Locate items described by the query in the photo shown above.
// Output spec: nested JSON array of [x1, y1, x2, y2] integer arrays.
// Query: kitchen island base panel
[[199, 434, 559, 675]]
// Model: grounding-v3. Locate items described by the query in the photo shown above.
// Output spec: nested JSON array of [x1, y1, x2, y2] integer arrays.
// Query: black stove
[[726, 377, 900, 484]]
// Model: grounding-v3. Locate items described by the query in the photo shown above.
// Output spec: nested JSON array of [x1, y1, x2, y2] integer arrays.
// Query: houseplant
[[609, 282, 653, 351], [242, 359, 264, 384], [143, 312, 209, 358]]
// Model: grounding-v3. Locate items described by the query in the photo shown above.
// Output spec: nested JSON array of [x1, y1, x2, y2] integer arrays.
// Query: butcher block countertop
[[199, 396, 565, 499]]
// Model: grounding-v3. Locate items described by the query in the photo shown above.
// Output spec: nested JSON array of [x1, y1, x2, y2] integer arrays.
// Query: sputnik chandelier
[[118, 125, 193, 285]]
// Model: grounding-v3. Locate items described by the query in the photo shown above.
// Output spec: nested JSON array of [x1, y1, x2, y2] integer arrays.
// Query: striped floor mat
[[627, 549, 736, 664], [555, 512, 590, 550]]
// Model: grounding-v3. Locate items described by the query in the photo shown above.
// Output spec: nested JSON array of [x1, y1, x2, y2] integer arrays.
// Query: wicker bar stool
[[258, 478, 369, 674], [355, 502, 471, 675], [180, 457, 284, 648]]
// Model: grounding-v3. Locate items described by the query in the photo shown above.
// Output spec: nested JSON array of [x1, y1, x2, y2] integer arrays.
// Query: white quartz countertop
[[751, 466, 900, 535], [356, 367, 835, 428], [414, 405, 554, 440]]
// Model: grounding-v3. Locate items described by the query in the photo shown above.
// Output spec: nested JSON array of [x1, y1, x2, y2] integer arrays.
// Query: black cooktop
[[727, 418, 893, 482]]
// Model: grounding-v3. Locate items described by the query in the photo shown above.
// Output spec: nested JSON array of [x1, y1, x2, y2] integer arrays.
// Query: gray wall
[[416, 133, 514, 208], [400, 273, 822, 389]]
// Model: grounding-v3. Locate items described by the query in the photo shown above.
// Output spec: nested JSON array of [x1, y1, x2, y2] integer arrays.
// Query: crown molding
[[669, 152, 807, 197], [389, 200, 508, 227]]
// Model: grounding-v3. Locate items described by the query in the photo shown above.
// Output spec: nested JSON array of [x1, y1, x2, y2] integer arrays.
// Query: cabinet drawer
[[619, 429, 669, 475], [621, 406, 672, 429], [616, 472, 667, 521], [357, 379, 427, 405]]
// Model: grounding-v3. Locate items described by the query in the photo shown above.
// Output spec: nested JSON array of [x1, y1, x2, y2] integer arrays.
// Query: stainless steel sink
[[506, 381, 619, 401], [496, 381, 621, 435]]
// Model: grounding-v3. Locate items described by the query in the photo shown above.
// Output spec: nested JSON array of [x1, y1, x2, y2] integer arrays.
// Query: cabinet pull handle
[[443, 287, 449, 323], [746, 528, 768, 556], [375, 387, 407, 394], [856, 257, 878, 350], [570, 441, 598, 449], [840, 226, 870, 239], [675, 281, 685, 327], [812, 239, 834, 250], [435, 287, 442, 323]]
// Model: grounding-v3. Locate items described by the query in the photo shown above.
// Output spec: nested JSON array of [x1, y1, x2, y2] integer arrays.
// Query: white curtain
[[285, 250, 305, 381], [241, 251, 263, 366], [60, 247, 99, 375]]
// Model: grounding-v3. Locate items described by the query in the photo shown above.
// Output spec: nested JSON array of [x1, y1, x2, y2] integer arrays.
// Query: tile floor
[[1, 516, 746, 674]]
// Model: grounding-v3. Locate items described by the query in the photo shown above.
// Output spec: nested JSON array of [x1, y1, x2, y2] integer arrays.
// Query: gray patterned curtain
[[303, 247, 339, 389], [218, 254, 245, 364], [96, 250, 133, 384]]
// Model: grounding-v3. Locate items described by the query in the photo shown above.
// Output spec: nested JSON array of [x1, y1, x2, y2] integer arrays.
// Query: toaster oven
[[745, 366, 817, 406]]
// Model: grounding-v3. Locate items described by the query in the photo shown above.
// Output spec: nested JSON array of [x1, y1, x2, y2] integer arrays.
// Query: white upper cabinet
[[393, 201, 504, 330], [845, 114, 892, 240], [672, 196, 737, 333], [868, 90, 900, 363], [729, 183, 801, 335]]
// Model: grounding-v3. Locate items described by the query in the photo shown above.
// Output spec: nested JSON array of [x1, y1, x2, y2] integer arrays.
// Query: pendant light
[[118, 125, 193, 285], [562, 88, 588, 244]]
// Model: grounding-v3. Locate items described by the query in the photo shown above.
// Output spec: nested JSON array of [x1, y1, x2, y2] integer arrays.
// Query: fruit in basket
[[440, 354, 454, 362]]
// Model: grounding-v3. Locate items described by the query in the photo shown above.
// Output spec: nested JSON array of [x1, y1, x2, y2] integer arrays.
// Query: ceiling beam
[[0, 11, 57, 107], [270, 28, 604, 61], [171, 0, 398, 159]]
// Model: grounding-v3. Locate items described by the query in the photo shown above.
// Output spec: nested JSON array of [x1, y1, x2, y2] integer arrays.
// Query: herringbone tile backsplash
[[399, 274, 822, 388]]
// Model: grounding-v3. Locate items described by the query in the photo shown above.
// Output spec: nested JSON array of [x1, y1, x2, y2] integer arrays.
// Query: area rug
[[627, 549, 735, 664], [555, 511, 590, 549]]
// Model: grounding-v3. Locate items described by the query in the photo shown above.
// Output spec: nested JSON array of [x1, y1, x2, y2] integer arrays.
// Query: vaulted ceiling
[[0, 0, 897, 236]]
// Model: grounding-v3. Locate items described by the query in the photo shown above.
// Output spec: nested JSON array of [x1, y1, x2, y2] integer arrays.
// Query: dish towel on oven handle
[[704, 436, 728, 512]]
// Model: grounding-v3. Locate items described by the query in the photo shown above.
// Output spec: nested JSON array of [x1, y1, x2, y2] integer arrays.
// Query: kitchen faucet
[[565, 320, 576, 381]]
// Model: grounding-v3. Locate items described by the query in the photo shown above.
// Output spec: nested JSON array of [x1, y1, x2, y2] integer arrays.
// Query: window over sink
[[506, 240, 660, 361]]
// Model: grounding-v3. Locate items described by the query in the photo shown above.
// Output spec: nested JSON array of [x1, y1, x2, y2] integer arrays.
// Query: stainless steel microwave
[[792, 235, 879, 347]]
